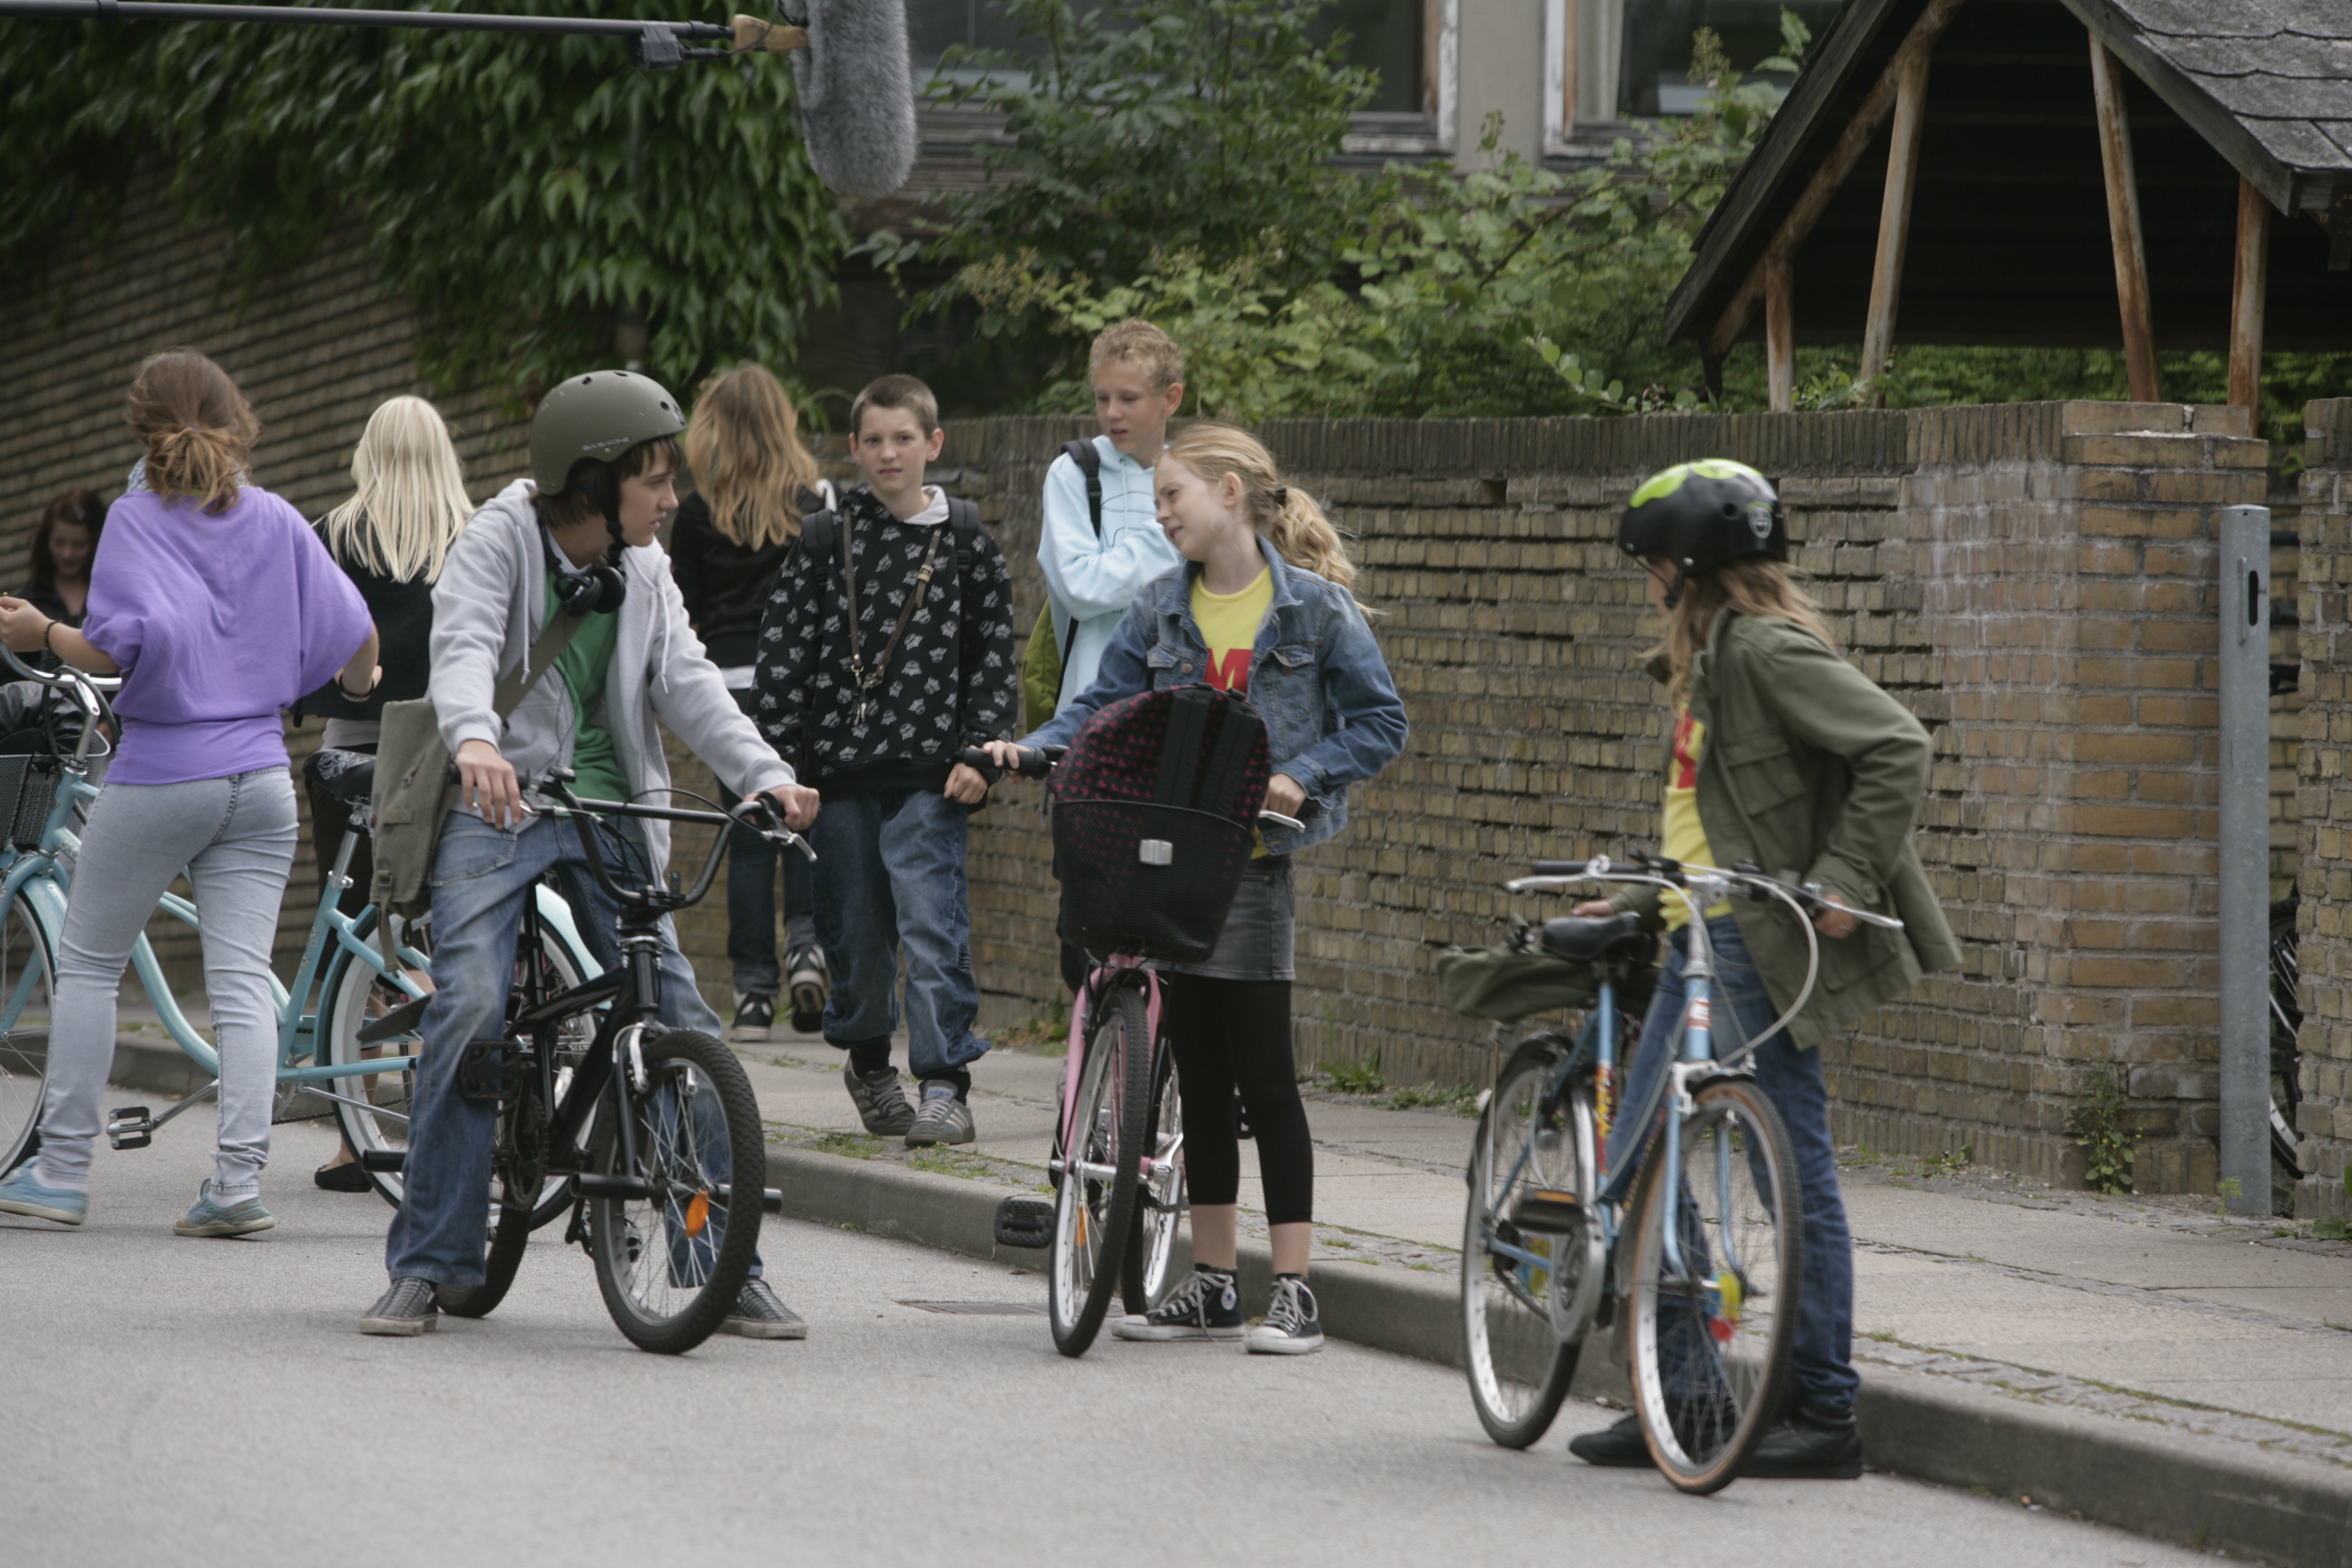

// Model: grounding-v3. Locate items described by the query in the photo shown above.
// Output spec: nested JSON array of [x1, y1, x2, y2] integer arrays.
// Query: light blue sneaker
[[173, 1180, 274, 1238], [0, 1163, 88, 1226]]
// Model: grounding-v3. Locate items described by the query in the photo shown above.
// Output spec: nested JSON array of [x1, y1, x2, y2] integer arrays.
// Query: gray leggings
[[36, 768, 298, 1200]]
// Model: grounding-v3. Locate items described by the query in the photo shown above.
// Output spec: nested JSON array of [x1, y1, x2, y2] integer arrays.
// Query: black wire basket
[[0, 753, 61, 850], [1052, 799, 1258, 964]]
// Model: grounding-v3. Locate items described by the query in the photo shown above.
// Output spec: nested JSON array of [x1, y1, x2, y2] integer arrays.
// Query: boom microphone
[[792, 0, 917, 199]]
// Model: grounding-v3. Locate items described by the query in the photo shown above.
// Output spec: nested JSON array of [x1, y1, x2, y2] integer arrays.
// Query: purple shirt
[[85, 487, 372, 785]]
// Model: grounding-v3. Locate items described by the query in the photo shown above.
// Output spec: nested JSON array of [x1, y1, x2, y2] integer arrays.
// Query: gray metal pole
[[2218, 503, 2271, 1215]]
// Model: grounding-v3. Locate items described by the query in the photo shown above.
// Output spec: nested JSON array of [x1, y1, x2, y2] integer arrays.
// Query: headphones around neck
[[543, 527, 628, 618]]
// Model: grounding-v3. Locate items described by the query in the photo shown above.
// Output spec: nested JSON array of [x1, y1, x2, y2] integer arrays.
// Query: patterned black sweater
[[753, 486, 1017, 796]]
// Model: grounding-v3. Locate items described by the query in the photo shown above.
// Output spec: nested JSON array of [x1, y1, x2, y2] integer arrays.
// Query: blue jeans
[[723, 686, 815, 998], [384, 809, 754, 1286], [1607, 915, 1858, 1413], [807, 788, 988, 1093]]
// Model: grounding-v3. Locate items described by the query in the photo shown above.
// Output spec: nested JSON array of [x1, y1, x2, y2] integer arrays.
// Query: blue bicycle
[[0, 652, 596, 1206], [1460, 853, 1901, 1493]]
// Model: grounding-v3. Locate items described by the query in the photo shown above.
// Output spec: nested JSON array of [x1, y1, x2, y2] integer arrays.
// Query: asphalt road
[[1, 1118, 2210, 1568]]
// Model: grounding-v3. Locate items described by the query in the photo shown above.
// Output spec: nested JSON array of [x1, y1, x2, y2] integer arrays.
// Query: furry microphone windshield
[[791, 0, 917, 198]]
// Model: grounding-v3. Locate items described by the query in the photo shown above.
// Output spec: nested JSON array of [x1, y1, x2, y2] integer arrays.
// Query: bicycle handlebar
[[963, 743, 1308, 830], [533, 769, 814, 914], [0, 643, 119, 766]]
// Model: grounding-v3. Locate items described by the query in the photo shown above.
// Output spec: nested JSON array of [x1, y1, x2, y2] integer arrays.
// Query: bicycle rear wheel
[[1048, 983, 1150, 1357], [433, 1084, 540, 1321], [1626, 1076, 1803, 1494], [0, 889, 55, 1176], [1461, 1039, 1587, 1449], [1121, 1037, 1183, 1314], [587, 1029, 764, 1354]]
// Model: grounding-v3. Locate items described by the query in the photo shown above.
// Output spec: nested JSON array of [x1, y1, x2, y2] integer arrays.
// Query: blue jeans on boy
[[385, 808, 760, 1286], [1605, 914, 1858, 1414], [807, 787, 988, 1094]]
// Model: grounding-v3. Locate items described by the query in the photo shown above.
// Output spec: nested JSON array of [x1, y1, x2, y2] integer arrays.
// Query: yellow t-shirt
[[1661, 706, 1733, 930], [1191, 568, 1275, 855]]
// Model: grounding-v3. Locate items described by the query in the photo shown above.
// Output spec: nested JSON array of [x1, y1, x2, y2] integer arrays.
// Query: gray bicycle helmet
[[529, 370, 686, 494]]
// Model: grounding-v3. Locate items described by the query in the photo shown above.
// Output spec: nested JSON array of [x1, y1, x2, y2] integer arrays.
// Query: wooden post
[[2090, 37, 2160, 402], [1765, 252, 1795, 412], [1706, 0, 1966, 360], [1856, 44, 1931, 405], [2230, 175, 2270, 413]]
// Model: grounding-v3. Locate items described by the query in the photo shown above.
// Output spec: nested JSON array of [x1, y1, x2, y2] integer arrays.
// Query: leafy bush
[[0, 1, 847, 404], [2066, 1066, 2138, 1196]]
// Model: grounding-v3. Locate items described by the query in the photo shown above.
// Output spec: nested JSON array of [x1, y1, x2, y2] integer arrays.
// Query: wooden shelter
[[1664, 0, 2352, 410]]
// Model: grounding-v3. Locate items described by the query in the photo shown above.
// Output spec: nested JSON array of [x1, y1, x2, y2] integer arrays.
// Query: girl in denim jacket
[[995, 423, 1408, 1355]]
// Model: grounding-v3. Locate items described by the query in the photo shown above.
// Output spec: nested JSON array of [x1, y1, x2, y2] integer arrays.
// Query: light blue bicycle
[[0, 650, 596, 1206]]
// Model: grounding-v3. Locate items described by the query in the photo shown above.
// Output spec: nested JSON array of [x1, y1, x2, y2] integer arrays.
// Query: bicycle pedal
[[993, 1195, 1052, 1249], [457, 1040, 528, 1102], [1510, 1189, 1583, 1232], [106, 1106, 154, 1150], [359, 1149, 407, 1173]]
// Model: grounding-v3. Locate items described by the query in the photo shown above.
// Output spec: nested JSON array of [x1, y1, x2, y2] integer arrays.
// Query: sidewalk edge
[[770, 1144, 2352, 1568]]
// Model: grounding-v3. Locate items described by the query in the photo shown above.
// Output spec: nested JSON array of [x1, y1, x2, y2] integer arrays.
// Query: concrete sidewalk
[[739, 1026, 2352, 1566]]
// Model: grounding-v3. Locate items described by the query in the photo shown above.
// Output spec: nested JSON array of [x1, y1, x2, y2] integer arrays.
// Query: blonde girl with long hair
[[672, 364, 836, 1044], [0, 350, 375, 1237], [992, 421, 1408, 1355], [301, 394, 474, 1190]]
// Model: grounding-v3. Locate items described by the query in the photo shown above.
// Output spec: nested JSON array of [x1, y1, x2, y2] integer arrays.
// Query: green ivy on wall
[[0, 0, 848, 405]]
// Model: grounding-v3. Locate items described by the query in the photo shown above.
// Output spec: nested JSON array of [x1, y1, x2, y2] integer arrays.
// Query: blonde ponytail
[[1165, 422, 1363, 601], [125, 350, 260, 515]]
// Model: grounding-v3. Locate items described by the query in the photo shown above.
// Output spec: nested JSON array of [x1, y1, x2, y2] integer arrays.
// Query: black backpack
[[1055, 438, 1104, 671]]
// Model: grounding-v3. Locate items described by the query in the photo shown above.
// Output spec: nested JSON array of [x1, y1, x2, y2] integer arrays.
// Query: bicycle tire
[[433, 1144, 536, 1319], [587, 1029, 764, 1354], [1461, 1038, 1584, 1449], [1626, 1076, 1803, 1495], [1048, 983, 1150, 1357], [1121, 1036, 1183, 1314], [2269, 902, 2303, 1202], [0, 889, 56, 1177]]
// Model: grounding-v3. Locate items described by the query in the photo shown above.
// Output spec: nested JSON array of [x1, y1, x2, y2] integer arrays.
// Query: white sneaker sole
[[1244, 1330, 1325, 1355], [717, 1315, 809, 1340], [0, 1195, 85, 1226], [358, 1314, 437, 1337], [1111, 1320, 1246, 1341], [175, 1212, 276, 1238]]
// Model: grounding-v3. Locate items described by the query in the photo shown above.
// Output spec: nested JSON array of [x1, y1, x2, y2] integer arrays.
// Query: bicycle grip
[[1529, 859, 1584, 875], [953, 746, 1004, 786]]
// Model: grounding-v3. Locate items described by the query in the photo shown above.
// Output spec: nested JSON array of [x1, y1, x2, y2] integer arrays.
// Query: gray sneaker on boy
[[904, 1080, 974, 1147]]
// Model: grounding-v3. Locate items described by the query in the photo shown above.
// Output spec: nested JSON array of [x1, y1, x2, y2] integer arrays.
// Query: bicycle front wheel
[[1048, 983, 1150, 1357], [1121, 1037, 1183, 1314], [0, 889, 56, 1176], [1626, 1076, 1803, 1494], [587, 1029, 764, 1355], [1461, 1039, 1587, 1449]]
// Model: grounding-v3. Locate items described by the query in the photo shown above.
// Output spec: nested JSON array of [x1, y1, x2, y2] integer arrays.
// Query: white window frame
[[1545, 0, 1627, 155], [1339, 0, 1457, 158]]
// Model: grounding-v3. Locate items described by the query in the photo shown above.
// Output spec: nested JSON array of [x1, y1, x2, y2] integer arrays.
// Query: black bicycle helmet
[[1618, 460, 1786, 606]]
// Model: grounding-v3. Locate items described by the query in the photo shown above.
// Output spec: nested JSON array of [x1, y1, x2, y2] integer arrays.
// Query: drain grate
[[895, 1299, 1050, 1316]]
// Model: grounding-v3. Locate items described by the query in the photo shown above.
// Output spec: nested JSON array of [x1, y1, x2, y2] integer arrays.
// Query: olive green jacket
[[1609, 611, 1960, 1049]]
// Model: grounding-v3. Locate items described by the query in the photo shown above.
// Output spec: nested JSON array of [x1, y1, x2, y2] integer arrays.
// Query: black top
[[754, 486, 1017, 798], [670, 487, 827, 669], [297, 517, 433, 721]]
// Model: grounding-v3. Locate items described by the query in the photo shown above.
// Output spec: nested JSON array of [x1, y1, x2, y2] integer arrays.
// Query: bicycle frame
[[1054, 956, 1175, 1189]]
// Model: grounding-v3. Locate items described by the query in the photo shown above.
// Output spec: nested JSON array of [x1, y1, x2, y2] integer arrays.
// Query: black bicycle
[[361, 765, 811, 1354]]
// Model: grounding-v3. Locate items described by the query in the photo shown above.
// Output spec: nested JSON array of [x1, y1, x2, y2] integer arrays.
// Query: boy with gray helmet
[[360, 370, 822, 1340]]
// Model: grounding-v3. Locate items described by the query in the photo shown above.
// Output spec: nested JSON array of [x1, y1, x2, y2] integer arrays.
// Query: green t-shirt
[[545, 577, 627, 804]]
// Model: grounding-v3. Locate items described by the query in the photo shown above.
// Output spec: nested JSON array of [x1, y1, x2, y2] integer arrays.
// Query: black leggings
[[1163, 975, 1314, 1225]]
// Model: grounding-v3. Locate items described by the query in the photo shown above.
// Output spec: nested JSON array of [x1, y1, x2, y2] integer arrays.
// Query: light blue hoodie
[[1038, 434, 1181, 712]]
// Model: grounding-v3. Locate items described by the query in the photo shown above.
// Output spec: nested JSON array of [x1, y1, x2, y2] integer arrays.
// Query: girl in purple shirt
[[0, 351, 376, 1239]]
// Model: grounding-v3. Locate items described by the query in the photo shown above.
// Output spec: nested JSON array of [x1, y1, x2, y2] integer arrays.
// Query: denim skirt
[[1158, 855, 1294, 981]]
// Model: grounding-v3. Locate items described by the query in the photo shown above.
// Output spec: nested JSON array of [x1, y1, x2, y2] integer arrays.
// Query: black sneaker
[[1566, 1410, 1651, 1467], [1245, 1274, 1324, 1355], [359, 1277, 439, 1336], [844, 1063, 917, 1136], [717, 1278, 808, 1340], [730, 994, 775, 1045], [785, 945, 830, 1033], [1112, 1264, 1244, 1341], [1741, 1401, 1863, 1479]]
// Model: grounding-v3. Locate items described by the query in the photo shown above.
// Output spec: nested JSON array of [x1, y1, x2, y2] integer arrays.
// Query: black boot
[[1741, 1398, 1863, 1479]]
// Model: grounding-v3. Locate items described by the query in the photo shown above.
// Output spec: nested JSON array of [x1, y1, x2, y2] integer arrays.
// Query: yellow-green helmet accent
[[1618, 459, 1784, 577]]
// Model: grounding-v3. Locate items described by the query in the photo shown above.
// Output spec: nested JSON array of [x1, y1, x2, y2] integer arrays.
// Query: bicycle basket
[[1050, 685, 1271, 963], [0, 753, 61, 851]]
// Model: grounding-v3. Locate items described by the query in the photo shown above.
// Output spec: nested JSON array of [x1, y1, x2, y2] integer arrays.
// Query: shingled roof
[[1663, 0, 2352, 355]]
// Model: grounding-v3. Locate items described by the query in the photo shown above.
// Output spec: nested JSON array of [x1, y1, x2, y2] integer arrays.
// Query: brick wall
[[0, 173, 2291, 1197], [2293, 398, 2352, 1220]]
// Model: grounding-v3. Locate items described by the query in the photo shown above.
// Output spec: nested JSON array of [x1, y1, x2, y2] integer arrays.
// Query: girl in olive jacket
[[1569, 460, 1960, 1481]]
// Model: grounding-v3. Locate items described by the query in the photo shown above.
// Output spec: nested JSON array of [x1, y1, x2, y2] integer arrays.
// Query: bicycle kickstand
[[107, 1080, 220, 1150]]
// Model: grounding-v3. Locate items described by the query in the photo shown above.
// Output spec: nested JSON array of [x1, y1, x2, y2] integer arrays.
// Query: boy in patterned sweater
[[754, 375, 1017, 1146]]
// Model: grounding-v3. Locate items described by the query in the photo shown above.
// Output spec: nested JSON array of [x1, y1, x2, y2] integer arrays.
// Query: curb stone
[[770, 1143, 2352, 1568]]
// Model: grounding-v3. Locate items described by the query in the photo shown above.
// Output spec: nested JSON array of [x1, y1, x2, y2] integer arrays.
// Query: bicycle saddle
[[1539, 911, 1648, 964], [304, 747, 377, 806]]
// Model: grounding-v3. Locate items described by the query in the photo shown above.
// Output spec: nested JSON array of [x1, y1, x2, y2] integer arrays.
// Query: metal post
[[2218, 504, 2270, 1215]]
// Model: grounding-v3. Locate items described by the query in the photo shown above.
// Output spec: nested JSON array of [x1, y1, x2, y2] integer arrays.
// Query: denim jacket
[[1025, 538, 1408, 856]]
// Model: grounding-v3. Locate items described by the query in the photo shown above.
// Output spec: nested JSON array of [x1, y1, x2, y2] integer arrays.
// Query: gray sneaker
[[717, 1278, 808, 1340], [173, 1181, 275, 1238], [904, 1080, 975, 1147], [359, 1276, 439, 1336], [844, 1063, 917, 1136]]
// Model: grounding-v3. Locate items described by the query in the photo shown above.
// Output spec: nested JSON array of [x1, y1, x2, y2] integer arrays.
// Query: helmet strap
[[1662, 567, 1690, 612]]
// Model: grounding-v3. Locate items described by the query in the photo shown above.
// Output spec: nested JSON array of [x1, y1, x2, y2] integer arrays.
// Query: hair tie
[[1271, 485, 1289, 507]]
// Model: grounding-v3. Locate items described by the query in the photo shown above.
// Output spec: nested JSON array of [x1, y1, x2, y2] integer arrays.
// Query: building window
[[1312, 0, 1429, 117], [1549, 0, 1838, 147]]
